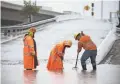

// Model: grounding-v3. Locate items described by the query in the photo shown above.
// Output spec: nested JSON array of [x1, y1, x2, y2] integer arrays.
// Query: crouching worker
[[74, 31, 97, 70], [23, 27, 38, 70], [47, 40, 72, 72]]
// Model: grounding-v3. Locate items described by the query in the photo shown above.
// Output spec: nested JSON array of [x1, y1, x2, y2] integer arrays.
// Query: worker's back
[[51, 42, 64, 56], [79, 35, 97, 50], [47, 42, 64, 71]]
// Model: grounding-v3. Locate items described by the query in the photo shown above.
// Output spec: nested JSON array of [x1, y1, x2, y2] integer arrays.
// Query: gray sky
[[1, 0, 118, 14], [1, 0, 96, 13]]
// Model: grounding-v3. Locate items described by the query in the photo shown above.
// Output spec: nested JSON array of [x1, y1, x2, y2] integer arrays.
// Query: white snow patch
[[96, 27, 117, 64]]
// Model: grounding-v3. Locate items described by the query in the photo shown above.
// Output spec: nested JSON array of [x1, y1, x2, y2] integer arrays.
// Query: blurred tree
[[22, 0, 40, 22]]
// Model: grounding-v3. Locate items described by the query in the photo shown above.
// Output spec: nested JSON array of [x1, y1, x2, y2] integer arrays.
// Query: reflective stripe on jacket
[[23, 35, 37, 69], [78, 35, 97, 50]]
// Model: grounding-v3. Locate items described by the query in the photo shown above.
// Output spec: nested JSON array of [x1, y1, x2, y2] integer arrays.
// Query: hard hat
[[74, 33, 80, 40], [28, 27, 36, 33], [64, 40, 72, 47]]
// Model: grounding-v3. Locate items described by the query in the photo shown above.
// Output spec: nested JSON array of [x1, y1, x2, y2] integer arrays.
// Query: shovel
[[72, 53, 79, 69]]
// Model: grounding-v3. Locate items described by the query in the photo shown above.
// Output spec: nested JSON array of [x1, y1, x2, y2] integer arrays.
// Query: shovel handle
[[75, 53, 79, 67]]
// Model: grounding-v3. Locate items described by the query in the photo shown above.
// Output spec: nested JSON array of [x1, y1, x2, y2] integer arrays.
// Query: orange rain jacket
[[47, 42, 65, 71], [78, 35, 97, 51], [23, 35, 38, 69]]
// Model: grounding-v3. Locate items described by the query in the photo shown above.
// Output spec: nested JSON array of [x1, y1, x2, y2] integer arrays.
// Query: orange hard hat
[[64, 40, 72, 47], [28, 27, 36, 33]]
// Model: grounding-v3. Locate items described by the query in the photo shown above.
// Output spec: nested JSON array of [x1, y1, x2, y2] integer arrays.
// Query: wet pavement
[[1, 62, 120, 84]]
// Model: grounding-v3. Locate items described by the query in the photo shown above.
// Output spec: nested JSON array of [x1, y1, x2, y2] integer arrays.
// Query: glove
[[31, 52, 35, 56], [60, 56, 64, 61]]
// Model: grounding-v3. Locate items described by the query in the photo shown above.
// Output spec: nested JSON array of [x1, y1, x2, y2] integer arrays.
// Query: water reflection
[[24, 70, 38, 84], [76, 70, 97, 84], [50, 71, 65, 84]]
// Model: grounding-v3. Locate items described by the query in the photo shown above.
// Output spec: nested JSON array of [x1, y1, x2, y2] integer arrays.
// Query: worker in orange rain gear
[[23, 27, 38, 70], [47, 40, 72, 72], [74, 31, 97, 70]]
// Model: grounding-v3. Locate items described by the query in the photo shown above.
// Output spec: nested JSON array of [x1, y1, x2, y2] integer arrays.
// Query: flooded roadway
[[1, 19, 120, 84], [1, 62, 120, 84]]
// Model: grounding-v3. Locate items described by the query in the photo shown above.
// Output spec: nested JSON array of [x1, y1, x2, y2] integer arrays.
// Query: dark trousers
[[81, 50, 97, 66], [33, 39, 38, 68]]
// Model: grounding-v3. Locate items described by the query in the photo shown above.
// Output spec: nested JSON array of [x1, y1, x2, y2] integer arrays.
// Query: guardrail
[[1, 18, 56, 43], [1, 18, 56, 37]]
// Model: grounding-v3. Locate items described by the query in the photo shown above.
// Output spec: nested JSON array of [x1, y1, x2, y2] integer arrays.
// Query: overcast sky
[[1, 0, 98, 13], [1, 0, 119, 14]]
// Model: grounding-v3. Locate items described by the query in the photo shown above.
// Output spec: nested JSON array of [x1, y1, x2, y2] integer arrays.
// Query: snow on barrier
[[96, 28, 117, 64]]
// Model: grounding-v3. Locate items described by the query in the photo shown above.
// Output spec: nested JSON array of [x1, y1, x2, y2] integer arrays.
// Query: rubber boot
[[26, 69, 32, 70], [82, 65, 87, 70], [93, 65, 96, 70]]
